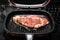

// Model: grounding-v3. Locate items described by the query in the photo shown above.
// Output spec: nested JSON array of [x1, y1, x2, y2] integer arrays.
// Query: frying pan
[[8, 0, 50, 8], [4, 10, 55, 40]]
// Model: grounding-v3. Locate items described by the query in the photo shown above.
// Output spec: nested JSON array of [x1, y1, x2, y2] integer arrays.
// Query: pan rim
[[8, 0, 50, 8]]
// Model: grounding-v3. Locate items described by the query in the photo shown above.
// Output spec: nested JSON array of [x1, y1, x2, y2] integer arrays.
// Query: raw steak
[[12, 15, 49, 29]]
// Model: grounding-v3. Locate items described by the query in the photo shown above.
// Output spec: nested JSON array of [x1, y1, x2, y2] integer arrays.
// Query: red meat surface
[[12, 15, 49, 29]]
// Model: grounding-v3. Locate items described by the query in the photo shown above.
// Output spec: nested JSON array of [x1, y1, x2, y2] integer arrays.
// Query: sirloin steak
[[12, 15, 49, 29]]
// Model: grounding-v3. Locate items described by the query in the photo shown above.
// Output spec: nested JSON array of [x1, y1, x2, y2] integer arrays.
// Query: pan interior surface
[[5, 11, 54, 34], [12, 0, 47, 5]]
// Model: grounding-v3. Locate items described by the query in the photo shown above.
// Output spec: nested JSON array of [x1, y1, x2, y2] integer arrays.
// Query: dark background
[[0, 0, 60, 40]]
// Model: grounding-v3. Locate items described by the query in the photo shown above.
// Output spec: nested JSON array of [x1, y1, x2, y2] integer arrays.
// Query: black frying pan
[[4, 10, 55, 40]]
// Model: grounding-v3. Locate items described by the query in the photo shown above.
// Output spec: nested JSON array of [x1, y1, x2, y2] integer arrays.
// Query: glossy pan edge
[[8, 0, 50, 8]]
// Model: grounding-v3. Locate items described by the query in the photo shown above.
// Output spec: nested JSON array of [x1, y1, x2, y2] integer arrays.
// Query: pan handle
[[26, 34, 33, 40]]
